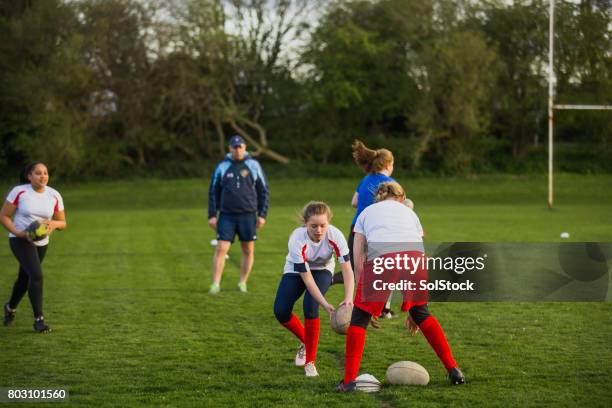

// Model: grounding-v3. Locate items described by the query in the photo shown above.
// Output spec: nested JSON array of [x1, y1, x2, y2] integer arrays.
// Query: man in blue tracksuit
[[208, 135, 269, 294]]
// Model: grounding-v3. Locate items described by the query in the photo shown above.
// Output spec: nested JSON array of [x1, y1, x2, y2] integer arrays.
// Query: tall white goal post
[[547, 0, 612, 209]]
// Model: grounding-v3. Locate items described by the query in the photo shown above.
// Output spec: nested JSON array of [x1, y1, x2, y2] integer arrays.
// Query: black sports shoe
[[33, 317, 51, 333], [336, 381, 357, 393], [3, 303, 16, 326], [449, 367, 465, 385]]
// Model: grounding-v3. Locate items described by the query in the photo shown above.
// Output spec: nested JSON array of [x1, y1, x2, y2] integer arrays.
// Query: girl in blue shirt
[[335, 140, 395, 274], [332, 140, 405, 322]]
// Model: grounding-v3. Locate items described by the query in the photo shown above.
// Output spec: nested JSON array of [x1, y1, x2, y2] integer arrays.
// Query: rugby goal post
[[547, 0, 612, 208]]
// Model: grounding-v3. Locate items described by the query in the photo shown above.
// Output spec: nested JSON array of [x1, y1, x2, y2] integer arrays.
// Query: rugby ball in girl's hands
[[355, 373, 381, 393], [26, 221, 48, 241], [386, 361, 430, 385], [331, 303, 352, 334]]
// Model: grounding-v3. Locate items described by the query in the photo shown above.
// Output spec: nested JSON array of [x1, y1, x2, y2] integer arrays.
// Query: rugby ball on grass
[[386, 361, 429, 385], [355, 373, 381, 393]]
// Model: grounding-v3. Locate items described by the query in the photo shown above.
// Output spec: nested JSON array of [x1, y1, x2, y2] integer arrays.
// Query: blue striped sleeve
[[208, 162, 226, 219], [248, 159, 269, 218]]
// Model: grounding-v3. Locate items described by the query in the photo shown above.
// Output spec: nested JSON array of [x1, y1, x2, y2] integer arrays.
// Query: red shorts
[[354, 290, 427, 316], [353, 250, 428, 317]]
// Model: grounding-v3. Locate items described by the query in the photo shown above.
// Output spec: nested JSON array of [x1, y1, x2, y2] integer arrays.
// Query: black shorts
[[217, 213, 257, 243]]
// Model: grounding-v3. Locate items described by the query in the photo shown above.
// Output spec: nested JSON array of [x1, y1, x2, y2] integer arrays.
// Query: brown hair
[[374, 181, 405, 203], [299, 201, 333, 224], [19, 162, 45, 184], [352, 139, 393, 173]]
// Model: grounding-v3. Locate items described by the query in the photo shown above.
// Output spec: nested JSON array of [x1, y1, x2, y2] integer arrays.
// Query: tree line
[[0, 0, 610, 179]]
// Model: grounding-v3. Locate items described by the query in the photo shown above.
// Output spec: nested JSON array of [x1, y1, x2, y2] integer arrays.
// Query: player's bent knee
[[409, 304, 431, 325], [350, 306, 372, 329], [273, 303, 291, 324]]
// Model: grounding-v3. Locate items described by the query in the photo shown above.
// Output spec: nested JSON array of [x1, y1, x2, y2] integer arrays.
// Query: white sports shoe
[[304, 362, 319, 377], [295, 344, 306, 366]]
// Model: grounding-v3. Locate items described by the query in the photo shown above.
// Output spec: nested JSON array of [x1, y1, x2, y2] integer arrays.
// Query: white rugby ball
[[355, 373, 381, 393], [331, 303, 352, 334], [210, 239, 218, 246], [386, 361, 430, 385]]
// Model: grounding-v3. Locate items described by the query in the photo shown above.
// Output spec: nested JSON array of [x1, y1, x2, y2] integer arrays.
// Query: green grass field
[[1, 174, 611, 407]]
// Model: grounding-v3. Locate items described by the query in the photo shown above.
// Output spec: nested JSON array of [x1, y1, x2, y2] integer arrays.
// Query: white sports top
[[5, 184, 64, 247], [354, 199, 423, 243], [284, 225, 350, 274]]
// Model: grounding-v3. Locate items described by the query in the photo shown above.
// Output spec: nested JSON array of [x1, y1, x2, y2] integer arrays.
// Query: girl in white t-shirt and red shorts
[[337, 182, 465, 392]]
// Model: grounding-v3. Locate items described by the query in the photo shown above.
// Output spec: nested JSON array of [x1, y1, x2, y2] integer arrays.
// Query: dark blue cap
[[229, 135, 245, 147]]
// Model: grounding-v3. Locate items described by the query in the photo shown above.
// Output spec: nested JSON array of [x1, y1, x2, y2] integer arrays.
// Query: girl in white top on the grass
[[274, 202, 354, 377], [337, 181, 465, 392], [1, 162, 67, 333]]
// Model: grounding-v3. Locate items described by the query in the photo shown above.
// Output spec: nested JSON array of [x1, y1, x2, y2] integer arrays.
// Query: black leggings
[[350, 304, 432, 329], [7, 238, 48, 318], [273, 270, 332, 323]]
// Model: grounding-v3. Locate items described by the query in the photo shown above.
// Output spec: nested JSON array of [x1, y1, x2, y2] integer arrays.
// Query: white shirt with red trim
[[354, 199, 423, 242], [283, 225, 350, 274], [5, 184, 64, 246]]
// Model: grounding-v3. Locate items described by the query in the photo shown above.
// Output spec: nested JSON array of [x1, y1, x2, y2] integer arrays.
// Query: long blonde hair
[[374, 181, 405, 203], [352, 139, 393, 174]]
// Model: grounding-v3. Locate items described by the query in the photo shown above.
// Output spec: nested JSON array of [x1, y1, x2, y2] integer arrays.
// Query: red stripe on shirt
[[328, 239, 341, 257], [54, 197, 59, 213], [12, 190, 26, 207], [301, 243, 308, 263]]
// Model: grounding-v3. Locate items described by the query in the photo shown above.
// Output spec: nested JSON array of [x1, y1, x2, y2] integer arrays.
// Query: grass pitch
[[1, 174, 611, 407]]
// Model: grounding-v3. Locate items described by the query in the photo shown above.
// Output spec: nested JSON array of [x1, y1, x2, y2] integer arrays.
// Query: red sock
[[419, 316, 457, 371], [344, 325, 367, 384], [281, 314, 305, 343], [304, 317, 320, 363]]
